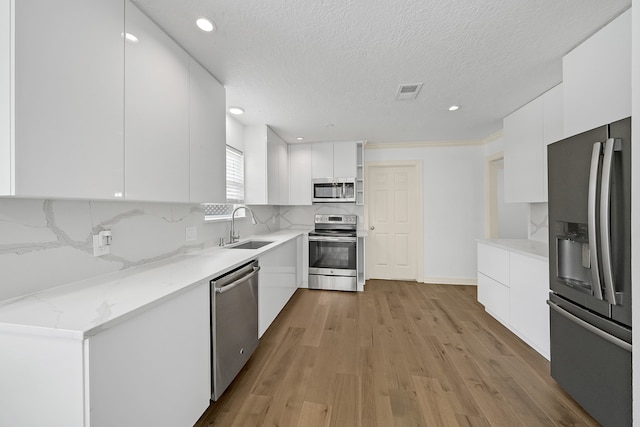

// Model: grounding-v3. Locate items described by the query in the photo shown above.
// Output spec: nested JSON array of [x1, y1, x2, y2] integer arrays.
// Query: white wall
[[226, 114, 244, 152], [365, 143, 484, 283], [631, 2, 639, 425], [0, 199, 279, 302]]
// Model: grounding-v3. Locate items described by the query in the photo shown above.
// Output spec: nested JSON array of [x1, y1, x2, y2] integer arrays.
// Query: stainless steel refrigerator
[[547, 116, 631, 427]]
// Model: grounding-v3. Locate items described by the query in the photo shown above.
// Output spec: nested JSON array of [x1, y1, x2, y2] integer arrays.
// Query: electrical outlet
[[92, 231, 112, 257], [185, 226, 198, 242]]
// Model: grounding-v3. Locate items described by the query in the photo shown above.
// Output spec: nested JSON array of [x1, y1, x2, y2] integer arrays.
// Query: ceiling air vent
[[396, 83, 423, 100]]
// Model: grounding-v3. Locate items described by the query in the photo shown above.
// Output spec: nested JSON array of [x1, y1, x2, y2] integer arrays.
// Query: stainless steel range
[[308, 214, 357, 292]]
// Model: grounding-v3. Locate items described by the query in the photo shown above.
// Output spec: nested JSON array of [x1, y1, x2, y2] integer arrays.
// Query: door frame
[[484, 151, 504, 239], [365, 160, 424, 282]]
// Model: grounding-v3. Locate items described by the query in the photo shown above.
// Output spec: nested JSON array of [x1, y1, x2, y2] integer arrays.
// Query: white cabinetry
[[0, 0, 10, 195], [124, 1, 190, 202], [504, 84, 563, 203], [88, 282, 210, 426], [477, 242, 550, 359], [2, 0, 225, 203], [288, 143, 312, 205], [563, 10, 631, 137], [311, 141, 358, 178], [0, 282, 210, 427], [189, 58, 226, 203], [509, 252, 550, 358], [245, 125, 288, 205], [258, 237, 300, 337], [10, 0, 125, 199], [477, 243, 510, 325]]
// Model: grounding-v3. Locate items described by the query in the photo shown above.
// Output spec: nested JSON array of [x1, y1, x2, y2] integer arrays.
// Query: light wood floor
[[195, 280, 598, 427]]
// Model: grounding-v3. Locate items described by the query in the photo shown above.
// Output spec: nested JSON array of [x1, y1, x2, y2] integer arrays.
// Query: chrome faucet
[[230, 206, 258, 244]]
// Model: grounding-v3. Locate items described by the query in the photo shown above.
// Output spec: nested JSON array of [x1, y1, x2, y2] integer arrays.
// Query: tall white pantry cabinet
[[1, 0, 226, 203]]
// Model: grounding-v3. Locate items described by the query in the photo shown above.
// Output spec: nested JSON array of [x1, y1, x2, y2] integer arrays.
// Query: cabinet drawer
[[477, 273, 510, 325], [477, 244, 510, 285]]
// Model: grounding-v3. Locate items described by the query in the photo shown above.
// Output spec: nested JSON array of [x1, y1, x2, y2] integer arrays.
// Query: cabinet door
[[503, 96, 545, 203], [288, 143, 312, 205], [509, 253, 550, 358], [562, 10, 631, 137], [88, 283, 210, 427], [311, 142, 333, 178], [14, 0, 124, 199], [124, 1, 189, 202], [258, 239, 298, 337], [189, 58, 226, 203], [266, 137, 280, 205], [0, 0, 10, 195], [278, 139, 289, 205], [477, 272, 510, 326], [333, 141, 357, 177], [244, 125, 268, 205], [542, 84, 564, 201]]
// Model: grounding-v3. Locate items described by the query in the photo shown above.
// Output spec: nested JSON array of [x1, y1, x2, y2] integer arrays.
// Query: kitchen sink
[[225, 240, 274, 250]]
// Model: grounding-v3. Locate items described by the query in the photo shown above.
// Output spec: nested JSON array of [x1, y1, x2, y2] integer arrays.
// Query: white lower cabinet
[[477, 272, 510, 325], [0, 282, 210, 427], [477, 243, 550, 359], [509, 252, 550, 358], [258, 237, 300, 337]]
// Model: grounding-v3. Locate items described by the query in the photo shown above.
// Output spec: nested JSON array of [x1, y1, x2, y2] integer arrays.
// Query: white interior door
[[366, 164, 420, 280]]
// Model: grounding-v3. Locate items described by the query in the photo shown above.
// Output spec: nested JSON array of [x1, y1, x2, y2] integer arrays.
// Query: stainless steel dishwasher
[[211, 260, 260, 400]]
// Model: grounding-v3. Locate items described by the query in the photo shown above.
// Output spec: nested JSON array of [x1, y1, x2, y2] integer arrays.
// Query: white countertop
[[477, 238, 549, 261], [0, 230, 306, 341]]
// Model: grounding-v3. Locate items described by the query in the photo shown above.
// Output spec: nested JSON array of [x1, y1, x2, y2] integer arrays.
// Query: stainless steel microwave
[[312, 178, 356, 203]]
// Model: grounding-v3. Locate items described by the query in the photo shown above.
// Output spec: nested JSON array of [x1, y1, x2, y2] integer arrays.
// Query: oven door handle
[[309, 236, 357, 243]]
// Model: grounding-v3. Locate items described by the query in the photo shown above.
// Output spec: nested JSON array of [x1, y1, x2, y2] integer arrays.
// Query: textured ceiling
[[132, 0, 631, 144]]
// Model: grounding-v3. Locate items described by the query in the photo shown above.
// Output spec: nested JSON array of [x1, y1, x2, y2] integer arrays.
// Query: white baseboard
[[421, 277, 477, 286]]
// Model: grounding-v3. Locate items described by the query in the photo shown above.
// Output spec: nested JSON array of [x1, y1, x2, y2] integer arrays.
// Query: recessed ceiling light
[[229, 107, 244, 115], [448, 105, 460, 111], [196, 17, 216, 32], [297, 137, 304, 141], [121, 32, 139, 43]]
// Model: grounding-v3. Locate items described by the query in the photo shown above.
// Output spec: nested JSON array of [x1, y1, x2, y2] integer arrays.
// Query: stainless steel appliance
[[308, 214, 357, 291], [312, 178, 356, 203], [547, 116, 631, 427], [210, 260, 260, 400]]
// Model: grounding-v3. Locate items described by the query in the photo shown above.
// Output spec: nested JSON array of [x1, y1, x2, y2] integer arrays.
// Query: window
[[204, 146, 245, 221], [226, 146, 244, 203]]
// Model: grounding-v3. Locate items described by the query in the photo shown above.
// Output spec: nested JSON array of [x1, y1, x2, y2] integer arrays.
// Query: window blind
[[226, 146, 244, 203]]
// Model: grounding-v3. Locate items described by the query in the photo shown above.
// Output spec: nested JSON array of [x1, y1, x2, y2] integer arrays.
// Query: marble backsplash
[[279, 203, 365, 230], [0, 199, 279, 302], [529, 202, 549, 243]]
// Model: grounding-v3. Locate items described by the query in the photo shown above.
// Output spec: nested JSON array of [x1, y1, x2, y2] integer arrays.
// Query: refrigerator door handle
[[600, 138, 621, 305], [587, 142, 604, 301], [548, 300, 631, 352]]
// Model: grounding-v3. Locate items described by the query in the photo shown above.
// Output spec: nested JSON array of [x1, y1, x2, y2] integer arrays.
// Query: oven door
[[308, 235, 357, 277]]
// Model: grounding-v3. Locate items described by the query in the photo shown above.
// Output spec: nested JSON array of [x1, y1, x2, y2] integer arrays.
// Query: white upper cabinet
[[0, 0, 10, 195], [504, 84, 563, 203], [311, 141, 358, 179], [124, 0, 190, 202], [189, 58, 226, 203], [288, 143, 312, 205], [244, 125, 288, 205], [11, 0, 125, 199], [563, 10, 631, 137], [333, 142, 358, 178], [311, 142, 334, 178], [504, 96, 545, 203]]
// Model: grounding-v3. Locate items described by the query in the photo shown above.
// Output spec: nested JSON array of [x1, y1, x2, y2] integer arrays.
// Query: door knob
[[370, 226, 375, 230]]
